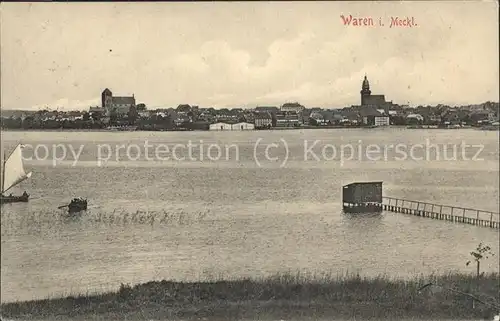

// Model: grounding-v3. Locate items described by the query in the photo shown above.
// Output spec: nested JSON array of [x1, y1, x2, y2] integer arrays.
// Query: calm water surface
[[1, 128, 499, 303]]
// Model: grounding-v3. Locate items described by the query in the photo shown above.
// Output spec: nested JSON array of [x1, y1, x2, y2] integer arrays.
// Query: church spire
[[362, 74, 370, 91], [360, 74, 371, 105]]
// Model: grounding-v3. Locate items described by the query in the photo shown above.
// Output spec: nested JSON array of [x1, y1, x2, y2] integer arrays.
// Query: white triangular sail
[[1, 144, 32, 194]]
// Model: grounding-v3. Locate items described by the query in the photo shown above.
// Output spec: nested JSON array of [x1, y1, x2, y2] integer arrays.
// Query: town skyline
[[1, 2, 498, 110]]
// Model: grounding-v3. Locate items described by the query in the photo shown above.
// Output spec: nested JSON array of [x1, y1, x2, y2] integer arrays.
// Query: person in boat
[[72, 198, 84, 204]]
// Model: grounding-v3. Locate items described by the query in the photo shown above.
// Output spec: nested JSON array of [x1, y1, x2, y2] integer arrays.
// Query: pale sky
[[1, 1, 498, 110]]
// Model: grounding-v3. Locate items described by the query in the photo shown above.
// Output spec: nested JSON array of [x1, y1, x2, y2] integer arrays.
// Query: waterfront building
[[243, 112, 255, 124], [281, 102, 305, 113], [309, 112, 326, 125], [359, 106, 389, 126], [255, 106, 279, 114], [470, 110, 495, 123], [441, 109, 468, 125], [323, 110, 345, 125], [174, 114, 191, 127], [101, 88, 136, 116], [231, 122, 255, 130], [275, 111, 301, 127], [209, 122, 232, 131], [254, 112, 273, 128], [406, 113, 424, 124]]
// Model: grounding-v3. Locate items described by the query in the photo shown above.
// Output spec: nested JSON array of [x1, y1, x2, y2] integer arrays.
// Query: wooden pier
[[381, 196, 500, 229], [342, 181, 499, 229]]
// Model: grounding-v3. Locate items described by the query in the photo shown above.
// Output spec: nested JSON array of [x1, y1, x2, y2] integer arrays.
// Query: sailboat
[[0, 144, 32, 204]]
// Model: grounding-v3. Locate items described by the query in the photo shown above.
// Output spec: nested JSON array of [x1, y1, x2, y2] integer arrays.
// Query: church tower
[[360, 75, 371, 106], [101, 88, 113, 109]]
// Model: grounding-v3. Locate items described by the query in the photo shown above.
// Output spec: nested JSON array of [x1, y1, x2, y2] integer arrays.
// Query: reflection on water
[[1, 129, 499, 303]]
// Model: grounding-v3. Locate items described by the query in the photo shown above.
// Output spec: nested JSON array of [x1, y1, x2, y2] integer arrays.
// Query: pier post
[[462, 208, 466, 223]]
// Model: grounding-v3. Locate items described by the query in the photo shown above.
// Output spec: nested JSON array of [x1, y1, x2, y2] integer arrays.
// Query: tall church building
[[101, 88, 136, 116], [360, 75, 392, 113]]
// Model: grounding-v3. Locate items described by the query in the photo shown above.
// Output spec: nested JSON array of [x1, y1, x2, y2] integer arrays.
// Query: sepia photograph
[[0, 1, 499, 320]]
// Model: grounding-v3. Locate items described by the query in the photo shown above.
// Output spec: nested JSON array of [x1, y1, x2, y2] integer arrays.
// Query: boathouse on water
[[342, 181, 383, 213]]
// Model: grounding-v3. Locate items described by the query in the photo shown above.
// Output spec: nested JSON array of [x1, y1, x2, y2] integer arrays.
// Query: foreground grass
[[1, 272, 499, 320]]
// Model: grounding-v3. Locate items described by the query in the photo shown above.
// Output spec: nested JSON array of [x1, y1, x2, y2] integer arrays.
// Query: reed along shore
[[1, 272, 499, 320]]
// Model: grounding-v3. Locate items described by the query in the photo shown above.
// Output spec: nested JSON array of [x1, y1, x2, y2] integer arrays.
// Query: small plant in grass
[[118, 283, 133, 300], [466, 243, 494, 278]]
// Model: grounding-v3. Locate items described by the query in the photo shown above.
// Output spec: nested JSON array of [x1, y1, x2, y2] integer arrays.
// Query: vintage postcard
[[0, 1, 499, 320]]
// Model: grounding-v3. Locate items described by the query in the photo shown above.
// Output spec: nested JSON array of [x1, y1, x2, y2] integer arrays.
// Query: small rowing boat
[[58, 198, 88, 213]]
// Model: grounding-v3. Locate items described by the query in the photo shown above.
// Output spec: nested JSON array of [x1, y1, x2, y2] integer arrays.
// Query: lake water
[[1, 128, 499, 303]]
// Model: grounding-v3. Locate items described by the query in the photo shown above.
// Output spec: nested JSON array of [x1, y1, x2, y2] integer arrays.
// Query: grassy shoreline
[[1, 272, 499, 320]]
